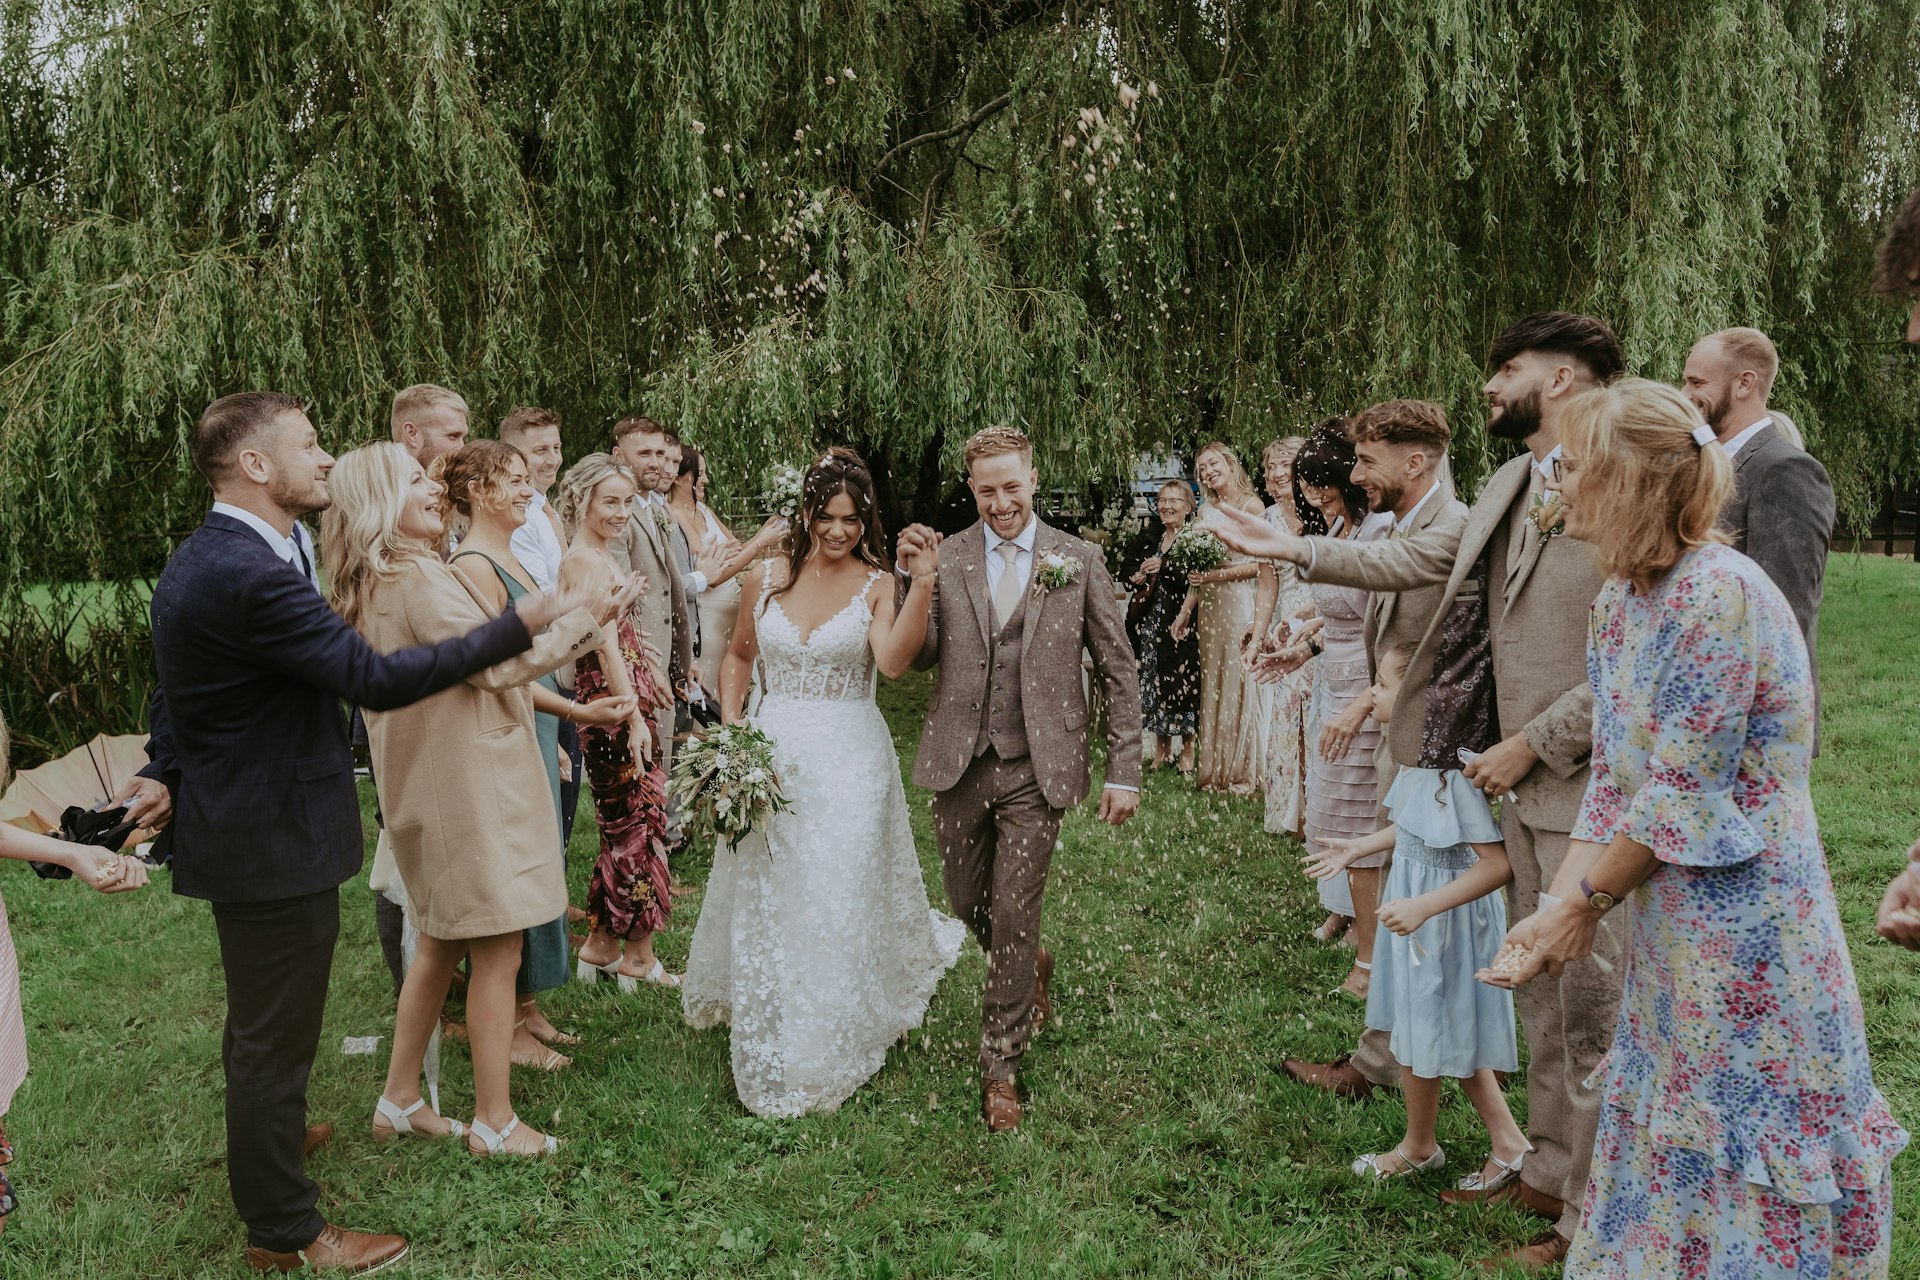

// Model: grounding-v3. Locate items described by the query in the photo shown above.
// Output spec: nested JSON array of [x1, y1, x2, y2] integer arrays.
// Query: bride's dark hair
[[772, 447, 889, 598]]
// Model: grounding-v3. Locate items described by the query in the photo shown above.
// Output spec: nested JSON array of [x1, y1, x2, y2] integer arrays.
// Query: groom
[[897, 426, 1141, 1132]]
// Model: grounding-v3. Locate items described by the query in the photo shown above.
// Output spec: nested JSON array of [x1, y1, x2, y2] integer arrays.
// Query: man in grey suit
[[1681, 328, 1835, 676], [895, 426, 1142, 1133], [610, 416, 695, 777], [1213, 314, 1626, 1273]]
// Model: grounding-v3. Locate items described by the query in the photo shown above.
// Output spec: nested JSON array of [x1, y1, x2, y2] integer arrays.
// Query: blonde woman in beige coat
[[321, 442, 626, 1158]]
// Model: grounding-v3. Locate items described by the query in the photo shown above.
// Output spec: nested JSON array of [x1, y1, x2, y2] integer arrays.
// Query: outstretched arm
[[872, 541, 938, 679]]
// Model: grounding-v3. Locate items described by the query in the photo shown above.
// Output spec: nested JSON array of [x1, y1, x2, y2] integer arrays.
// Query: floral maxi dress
[[1565, 544, 1907, 1280], [577, 612, 673, 939]]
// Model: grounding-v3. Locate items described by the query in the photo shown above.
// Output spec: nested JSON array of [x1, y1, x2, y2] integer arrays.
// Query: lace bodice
[[754, 570, 883, 703]]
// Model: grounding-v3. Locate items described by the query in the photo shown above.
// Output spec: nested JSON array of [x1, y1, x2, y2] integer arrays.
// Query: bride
[[682, 448, 964, 1116]]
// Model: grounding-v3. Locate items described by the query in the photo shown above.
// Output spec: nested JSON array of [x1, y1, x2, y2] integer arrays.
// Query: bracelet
[[912, 572, 936, 584]]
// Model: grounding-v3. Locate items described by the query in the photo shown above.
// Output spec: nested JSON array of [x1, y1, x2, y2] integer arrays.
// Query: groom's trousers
[[930, 749, 1063, 1082]]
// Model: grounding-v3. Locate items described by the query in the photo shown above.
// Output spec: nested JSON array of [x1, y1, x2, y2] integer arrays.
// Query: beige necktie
[[1508, 466, 1547, 573], [992, 542, 1024, 628]]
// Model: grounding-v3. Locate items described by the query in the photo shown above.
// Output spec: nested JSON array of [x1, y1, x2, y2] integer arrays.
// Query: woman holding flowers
[[1172, 442, 1267, 793], [682, 448, 963, 1117], [1486, 380, 1907, 1278], [558, 454, 680, 991]]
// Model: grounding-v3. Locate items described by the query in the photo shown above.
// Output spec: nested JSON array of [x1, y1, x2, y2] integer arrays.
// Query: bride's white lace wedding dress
[[681, 569, 965, 1117]]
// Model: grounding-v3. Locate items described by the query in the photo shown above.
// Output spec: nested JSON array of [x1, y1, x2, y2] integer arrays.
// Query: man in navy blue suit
[[124, 391, 592, 1274]]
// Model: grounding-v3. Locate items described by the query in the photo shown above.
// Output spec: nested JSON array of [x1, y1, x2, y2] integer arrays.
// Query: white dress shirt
[[646, 492, 709, 595], [212, 501, 320, 593], [1721, 415, 1772, 460], [511, 490, 566, 593], [1392, 478, 1443, 534]]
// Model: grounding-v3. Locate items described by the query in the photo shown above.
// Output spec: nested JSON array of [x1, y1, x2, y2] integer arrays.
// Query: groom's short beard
[[1368, 478, 1404, 514], [1489, 386, 1543, 441]]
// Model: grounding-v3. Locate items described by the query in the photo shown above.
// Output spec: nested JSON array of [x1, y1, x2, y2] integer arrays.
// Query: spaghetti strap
[[450, 549, 531, 602]]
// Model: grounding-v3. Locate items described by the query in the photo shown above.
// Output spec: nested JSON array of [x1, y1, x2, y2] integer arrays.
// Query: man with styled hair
[[609, 414, 694, 787], [127, 391, 584, 1274], [1208, 314, 1625, 1271], [390, 383, 470, 464], [1681, 327, 1835, 689], [893, 424, 1141, 1133]]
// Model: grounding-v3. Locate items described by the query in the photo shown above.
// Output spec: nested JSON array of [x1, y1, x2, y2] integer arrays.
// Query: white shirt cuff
[[1104, 783, 1140, 793], [686, 570, 709, 595]]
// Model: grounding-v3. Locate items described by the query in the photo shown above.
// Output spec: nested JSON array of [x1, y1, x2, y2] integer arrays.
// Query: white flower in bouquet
[[1164, 521, 1227, 573], [670, 722, 793, 850], [761, 464, 806, 520]]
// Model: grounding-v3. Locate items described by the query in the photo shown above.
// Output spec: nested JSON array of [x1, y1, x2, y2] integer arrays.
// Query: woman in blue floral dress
[[1483, 380, 1907, 1280]]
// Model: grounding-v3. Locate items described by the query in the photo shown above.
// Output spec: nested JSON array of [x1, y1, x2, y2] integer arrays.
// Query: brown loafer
[[1281, 1055, 1383, 1100], [1032, 947, 1055, 1037], [982, 1079, 1022, 1133], [1476, 1229, 1571, 1272], [302, 1124, 334, 1159], [245, 1223, 409, 1274], [1440, 1177, 1564, 1222]]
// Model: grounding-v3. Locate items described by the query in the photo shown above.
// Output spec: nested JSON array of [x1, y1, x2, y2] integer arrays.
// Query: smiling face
[[517, 424, 563, 494], [1366, 654, 1407, 726], [968, 451, 1037, 541], [809, 490, 863, 563], [395, 454, 446, 542], [1195, 448, 1232, 494], [1262, 455, 1293, 503], [1157, 484, 1193, 530], [1680, 338, 1745, 434], [401, 405, 469, 466], [613, 430, 670, 494], [1350, 439, 1421, 515], [250, 409, 337, 518], [584, 472, 637, 543]]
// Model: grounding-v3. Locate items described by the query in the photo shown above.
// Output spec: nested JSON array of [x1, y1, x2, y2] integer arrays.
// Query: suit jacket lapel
[[955, 524, 994, 646], [1505, 463, 1549, 601], [1733, 424, 1776, 479], [1021, 523, 1058, 654]]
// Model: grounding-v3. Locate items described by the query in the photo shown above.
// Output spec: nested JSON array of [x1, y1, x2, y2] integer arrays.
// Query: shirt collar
[[1393, 480, 1441, 532], [212, 501, 300, 563], [1721, 415, 1771, 459], [984, 516, 1039, 556], [1534, 443, 1563, 481], [528, 491, 549, 514]]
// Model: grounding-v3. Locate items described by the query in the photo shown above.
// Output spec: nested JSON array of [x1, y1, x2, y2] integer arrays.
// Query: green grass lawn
[[2, 555, 1917, 1277]]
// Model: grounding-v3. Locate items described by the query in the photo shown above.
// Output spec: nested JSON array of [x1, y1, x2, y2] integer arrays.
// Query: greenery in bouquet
[[669, 722, 793, 850], [761, 463, 806, 520], [1163, 521, 1227, 574]]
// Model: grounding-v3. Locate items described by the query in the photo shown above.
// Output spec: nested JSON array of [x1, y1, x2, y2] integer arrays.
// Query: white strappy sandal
[[1456, 1146, 1533, 1193], [372, 1095, 467, 1144], [1351, 1145, 1445, 1179], [576, 956, 680, 993], [467, 1114, 559, 1158]]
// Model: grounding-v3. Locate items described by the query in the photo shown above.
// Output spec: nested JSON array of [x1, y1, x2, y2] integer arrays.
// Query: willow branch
[[868, 91, 1012, 187]]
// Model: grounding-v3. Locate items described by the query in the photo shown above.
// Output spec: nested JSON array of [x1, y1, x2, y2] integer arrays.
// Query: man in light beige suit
[[609, 416, 695, 779], [1211, 313, 1626, 1274], [895, 426, 1141, 1133]]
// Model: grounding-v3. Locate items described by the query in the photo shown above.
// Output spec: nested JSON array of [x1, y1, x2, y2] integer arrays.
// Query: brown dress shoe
[[1032, 947, 1055, 1037], [1476, 1229, 1571, 1272], [245, 1223, 409, 1274], [302, 1124, 334, 1159], [1281, 1055, 1382, 1100], [1439, 1178, 1564, 1222], [982, 1079, 1022, 1133]]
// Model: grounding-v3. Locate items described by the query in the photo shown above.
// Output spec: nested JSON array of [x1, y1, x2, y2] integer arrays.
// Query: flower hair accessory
[[1690, 423, 1717, 447]]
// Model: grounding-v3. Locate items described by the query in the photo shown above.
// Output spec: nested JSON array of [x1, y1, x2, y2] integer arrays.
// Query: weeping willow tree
[[2, 0, 1918, 592]]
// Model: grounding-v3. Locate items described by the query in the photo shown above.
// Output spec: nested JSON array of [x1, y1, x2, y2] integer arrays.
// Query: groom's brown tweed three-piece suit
[[900, 519, 1141, 1082]]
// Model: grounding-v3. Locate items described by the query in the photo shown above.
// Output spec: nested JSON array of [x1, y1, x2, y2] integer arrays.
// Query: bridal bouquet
[[1163, 522, 1227, 574], [670, 722, 793, 850], [761, 463, 806, 520]]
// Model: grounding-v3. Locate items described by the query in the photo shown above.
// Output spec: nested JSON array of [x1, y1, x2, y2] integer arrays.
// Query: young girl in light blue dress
[[1310, 641, 1530, 1189]]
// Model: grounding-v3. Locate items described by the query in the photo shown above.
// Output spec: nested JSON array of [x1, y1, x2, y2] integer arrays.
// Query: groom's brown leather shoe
[[982, 1079, 1022, 1133], [1475, 1229, 1570, 1272], [1281, 1055, 1384, 1100], [1032, 947, 1055, 1037], [245, 1223, 409, 1273], [1441, 1178, 1564, 1221], [302, 1124, 334, 1159]]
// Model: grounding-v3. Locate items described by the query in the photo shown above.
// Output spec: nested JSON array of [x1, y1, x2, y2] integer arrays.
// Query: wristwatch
[[1306, 635, 1324, 657], [1579, 877, 1617, 913]]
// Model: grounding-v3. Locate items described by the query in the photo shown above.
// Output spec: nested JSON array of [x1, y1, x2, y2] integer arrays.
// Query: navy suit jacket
[[139, 512, 534, 903]]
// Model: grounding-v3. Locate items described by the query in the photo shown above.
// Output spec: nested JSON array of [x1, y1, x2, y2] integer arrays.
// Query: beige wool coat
[[361, 556, 603, 940]]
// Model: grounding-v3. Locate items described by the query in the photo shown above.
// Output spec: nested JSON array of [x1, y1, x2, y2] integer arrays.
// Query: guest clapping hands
[[323, 442, 613, 1158]]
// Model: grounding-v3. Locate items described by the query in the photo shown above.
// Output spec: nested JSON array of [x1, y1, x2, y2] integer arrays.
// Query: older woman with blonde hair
[[1249, 434, 1317, 838], [321, 442, 620, 1158], [1171, 442, 1267, 793], [1484, 379, 1908, 1278]]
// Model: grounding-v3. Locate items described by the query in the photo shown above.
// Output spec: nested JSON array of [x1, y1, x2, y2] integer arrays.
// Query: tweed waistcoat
[[975, 588, 1031, 759]]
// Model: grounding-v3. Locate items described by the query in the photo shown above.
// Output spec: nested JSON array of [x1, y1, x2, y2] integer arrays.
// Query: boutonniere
[[653, 506, 674, 534], [1526, 491, 1566, 545], [1032, 551, 1081, 597]]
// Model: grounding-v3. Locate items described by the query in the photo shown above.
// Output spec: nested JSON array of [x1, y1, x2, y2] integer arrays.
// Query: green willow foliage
[[2, 0, 1918, 590]]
